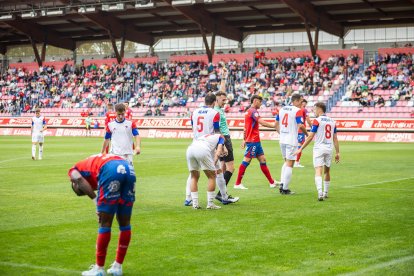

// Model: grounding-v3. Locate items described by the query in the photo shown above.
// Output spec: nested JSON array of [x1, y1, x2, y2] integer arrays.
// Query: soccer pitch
[[0, 136, 413, 275]]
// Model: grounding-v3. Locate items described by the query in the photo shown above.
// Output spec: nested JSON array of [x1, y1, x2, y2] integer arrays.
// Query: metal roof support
[[0, 44, 6, 55], [29, 37, 42, 66], [200, 26, 216, 64], [304, 21, 316, 57], [109, 32, 122, 64]]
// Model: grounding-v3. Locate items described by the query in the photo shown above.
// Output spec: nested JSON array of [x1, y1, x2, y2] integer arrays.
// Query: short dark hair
[[315, 102, 326, 113], [250, 95, 263, 104], [115, 103, 126, 113], [205, 93, 217, 105], [302, 99, 308, 103], [291, 93, 302, 103], [216, 91, 227, 97]]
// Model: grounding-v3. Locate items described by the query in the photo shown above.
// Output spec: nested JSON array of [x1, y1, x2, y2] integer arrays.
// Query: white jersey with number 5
[[191, 106, 220, 140], [276, 105, 303, 146], [311, 115, 337, 151]]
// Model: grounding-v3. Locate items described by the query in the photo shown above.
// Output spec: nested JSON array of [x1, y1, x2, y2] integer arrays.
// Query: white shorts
[[186, 146, 217, 171], [115, 154, 134, 165], [280, 143, 297, 161], [32, 133, 44, 143], [313, 149, 332, 168]]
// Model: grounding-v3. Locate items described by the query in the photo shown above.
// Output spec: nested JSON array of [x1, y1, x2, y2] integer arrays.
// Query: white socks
[[207, 191, 215, 206], [191, 192, 199, 207], [280, 163, 286, 184], [185, 174, 192, 201], [283, 166, 292, 190], [32, 144, 36, 158], [324, 181, 330, 195], [216, 173, 227, 199], [315, 176, 323, 196], [38, 145, 43, 159]]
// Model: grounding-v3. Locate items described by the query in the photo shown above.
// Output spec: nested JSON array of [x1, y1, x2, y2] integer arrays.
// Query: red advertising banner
[[1, 117, 413, 131], [2, 128, 413, 142]]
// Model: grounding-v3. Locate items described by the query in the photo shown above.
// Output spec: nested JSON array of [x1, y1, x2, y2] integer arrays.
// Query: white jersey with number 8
[[311, 115, 337, 151], [191, 106, 220, 140]]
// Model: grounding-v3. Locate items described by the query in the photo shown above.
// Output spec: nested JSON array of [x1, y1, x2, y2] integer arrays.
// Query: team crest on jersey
[[117, 164, 127, 174], [108, 181, 120, 192], [254, 112, 259, 117]]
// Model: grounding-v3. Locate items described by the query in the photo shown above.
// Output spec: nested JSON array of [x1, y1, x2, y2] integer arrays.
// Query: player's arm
[[258, 118, 276, 129], [213, 112, 221, 134], [214, 136, 226, 164], [298, 123, 308, 136], [296, 110, 308, 136], [306, 115, 312, 128], [42, 119, 47, 132], [70, 169, 96, 199], [219, 67, 228, 92], [333, 129, 340, 163], [295, 132, 315, 155], [31, 120, 34, 135], [101, 127, 112, 154], [275, 114, 280, 133], [132, 124, 141, 155]]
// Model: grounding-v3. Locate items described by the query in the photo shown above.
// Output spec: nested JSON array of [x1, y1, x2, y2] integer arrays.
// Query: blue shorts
[[244, 142, 264, 158], [297, 133, 306, 144], [97, 160, 136, 215]]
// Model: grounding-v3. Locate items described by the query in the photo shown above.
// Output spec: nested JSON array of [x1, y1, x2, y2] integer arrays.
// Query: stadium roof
[[0, 0, 413, 57]]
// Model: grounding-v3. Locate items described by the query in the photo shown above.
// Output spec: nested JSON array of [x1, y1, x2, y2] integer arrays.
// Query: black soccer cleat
[[280, 189, 295, 195]]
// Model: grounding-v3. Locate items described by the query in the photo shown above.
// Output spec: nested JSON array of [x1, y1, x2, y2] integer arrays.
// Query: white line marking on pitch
[[0, 261, 80, 274], [339, 255, 414, 276], [343, 177, 414, 188]]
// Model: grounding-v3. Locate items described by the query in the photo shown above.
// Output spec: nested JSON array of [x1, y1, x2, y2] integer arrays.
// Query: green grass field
[[0, 136, 413, 275]]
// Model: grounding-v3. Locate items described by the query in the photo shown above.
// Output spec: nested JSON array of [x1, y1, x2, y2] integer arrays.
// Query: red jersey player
[[104, 103, 117, 153], [295, 99, 312, 167], [124, 102, 133, 121], [234, 95, 278, 190], [69, 153, 136, 276]]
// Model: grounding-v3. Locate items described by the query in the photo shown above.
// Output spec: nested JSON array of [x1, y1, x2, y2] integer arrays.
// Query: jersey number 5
[[282, 114, 288, 127], [197, 116, 204, 132], [325, 124, 332, 139]]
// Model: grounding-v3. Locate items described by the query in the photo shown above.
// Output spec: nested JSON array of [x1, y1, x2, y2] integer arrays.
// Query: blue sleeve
[[311, 125, 318, 132], [43, 119, 46, 125], [218, 136, 225, 145], [275, 114, 279, 121], [334, 127, 337, 133], [32, 121, 34, 126], [105, 132, 112, 139], [132, 128, 139, 136], [295, 116, 303, 124], [213, 121, 220, 130]]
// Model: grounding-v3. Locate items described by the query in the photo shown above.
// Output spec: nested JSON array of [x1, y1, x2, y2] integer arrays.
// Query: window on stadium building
[[344, 26, 414, 43], [154, 36, 238, 52]]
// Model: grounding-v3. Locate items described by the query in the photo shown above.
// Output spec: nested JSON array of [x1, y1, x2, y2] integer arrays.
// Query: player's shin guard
[[283, 166, 292, 190], [116, 225, 131, 265], [315, 176, 323, 195], [216, 173, 227, 198], [260, 162, 274, 184], [32, 144, 36, 158], [185, 174, 192, 201], [235, 161, 249, 185], [96, 227, 111, 267], [223, 171, 233, 185]]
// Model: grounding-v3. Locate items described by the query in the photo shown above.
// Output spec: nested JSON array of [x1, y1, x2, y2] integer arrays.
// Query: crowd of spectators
[[0, 51, 359, 115], [343, 52, 413, 108]]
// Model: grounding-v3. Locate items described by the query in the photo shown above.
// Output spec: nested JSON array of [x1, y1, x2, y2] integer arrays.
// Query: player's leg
[[204, 169, 221, 209], [314, 166, 324, 201], [31, 141, 37, 160], [257, 154, 276, 187], [190, 170, 201, 209], [281, 145, 296, 194], [185, 146, 199, 206], [295, 134, 305, 167], [323, 164, 331, 198], [223, 136, 235, 186], [184, 173, 192, 206], [235, 142, 257, 189], [38, 142, 43, 160]]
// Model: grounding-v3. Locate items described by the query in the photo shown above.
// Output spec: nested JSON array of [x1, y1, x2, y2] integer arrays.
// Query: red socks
[[260, 162, 274, 184], [96, 227, 111, 267], [235, 161, 249, 185], [116, 226, 132, 264]]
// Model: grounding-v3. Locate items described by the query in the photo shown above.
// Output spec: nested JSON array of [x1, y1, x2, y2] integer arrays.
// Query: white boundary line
[[343, 177, 414, 188], [339, 255, 414, 276], [0, 261, 81, 274]]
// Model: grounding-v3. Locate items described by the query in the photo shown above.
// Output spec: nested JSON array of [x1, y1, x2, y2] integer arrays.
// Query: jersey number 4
[[282, 114, 288, 127], [197, 116, 204, 132]]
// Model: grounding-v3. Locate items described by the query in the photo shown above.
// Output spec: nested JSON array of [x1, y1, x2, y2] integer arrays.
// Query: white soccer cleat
[[318, 194, 324, 201], [107, 261, 122, 276], [82, 264, 106, 276], [206, 203, 221, 210], [294, 162, 304, 168], [323, 192, 328, 199], [38, 157, 42, 160], [234, 184, 248, 190]]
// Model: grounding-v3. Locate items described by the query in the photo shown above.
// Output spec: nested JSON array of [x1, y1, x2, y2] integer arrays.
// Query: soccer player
[[104, 103, 117, 154], [69, 153, 135, 276], [275, 93, 308, 195], [85, 114, 92, 137], [186, 133, 227, 209], [295, 99, 312, 168], [101, 103, 141, 165], [124, 101, 133, 121], [31, 108, 46, 160], [294, 102, 340, 200], [234, 95, 277, 190], [184, 93, 237, 206]]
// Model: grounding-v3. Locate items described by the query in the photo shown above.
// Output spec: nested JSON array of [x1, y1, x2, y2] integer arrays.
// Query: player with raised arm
[[294, 99, 312, 168], [186, 133, 227, 209], [234, 95, 278, 190], [69, 154, 136, 276], [101, 103, 141, 165], [294, 102, 340, 200], [275, 93, 308, 195], [31, 108, 47, 160]]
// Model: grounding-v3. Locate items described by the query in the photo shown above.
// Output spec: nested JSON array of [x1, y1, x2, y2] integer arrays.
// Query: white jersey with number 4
[[32, 115, 46, 134], [311, 115, 337, 151], [277, 105, 303, 146], [191, 106, 220, 140]]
